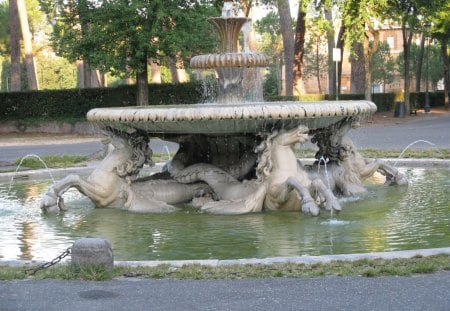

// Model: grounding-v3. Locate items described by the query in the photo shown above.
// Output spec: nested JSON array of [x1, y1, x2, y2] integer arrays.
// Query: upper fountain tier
[[86, 2, 377, 135], [190, 16, 269, 69]]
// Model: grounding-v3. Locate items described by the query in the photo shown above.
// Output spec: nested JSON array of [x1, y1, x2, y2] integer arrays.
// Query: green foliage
[[262, 66, 279, 97], [371, 42, 396, 88], [15, 155, 89, 169], [36, 54, 78, 90], [0, 1, 9, 54], [303, 16, 329, 94], [0, 82, 207, 120], [396, 43, 444, 88], [51, 0, 219, 80], [411, 91, 447, 108]]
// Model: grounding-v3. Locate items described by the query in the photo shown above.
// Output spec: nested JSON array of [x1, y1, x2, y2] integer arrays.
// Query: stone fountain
[[40, 2, 407, 215]]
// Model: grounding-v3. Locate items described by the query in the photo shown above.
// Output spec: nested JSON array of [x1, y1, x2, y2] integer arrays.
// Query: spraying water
[[393, 140, 436, 167], [163, 145, 172, 161], [7, 154, 55, 194], [316, 156, 335, 217]]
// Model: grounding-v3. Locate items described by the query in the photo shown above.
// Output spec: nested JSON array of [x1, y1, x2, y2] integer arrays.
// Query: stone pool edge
[[2, 247, 450, 268]]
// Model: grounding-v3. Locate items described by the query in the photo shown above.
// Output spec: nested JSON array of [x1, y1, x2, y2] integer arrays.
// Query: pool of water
[[1, 167, 449, 261]]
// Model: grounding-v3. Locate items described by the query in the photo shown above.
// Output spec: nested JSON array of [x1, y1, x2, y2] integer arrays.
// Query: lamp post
[[424, 21, 431, 113], [333, 48, 341, 101]]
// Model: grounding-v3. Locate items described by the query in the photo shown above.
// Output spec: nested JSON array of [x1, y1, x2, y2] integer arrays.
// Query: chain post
[[26, 247, 72, 276]]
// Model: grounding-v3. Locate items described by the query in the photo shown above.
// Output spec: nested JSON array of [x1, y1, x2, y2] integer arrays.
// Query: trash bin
[[394, 101, 405, 118]]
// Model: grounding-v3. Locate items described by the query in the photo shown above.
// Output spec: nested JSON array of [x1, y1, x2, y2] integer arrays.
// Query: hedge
[[0, 84, 445, 120], [0, 82, 207, 120], [266, 91, 446, 112]]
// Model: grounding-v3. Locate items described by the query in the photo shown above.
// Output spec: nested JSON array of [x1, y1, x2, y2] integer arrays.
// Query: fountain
[[40, 2, 407, 215]]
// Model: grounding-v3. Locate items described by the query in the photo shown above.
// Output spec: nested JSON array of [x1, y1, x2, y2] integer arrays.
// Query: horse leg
[[311, 178, 342, 212], [377, 162, 408, 186], [40, 174, 80, 212], [358, 158, 381, 179], [286, 176, 320, 216], [41, 174, 115, 212]]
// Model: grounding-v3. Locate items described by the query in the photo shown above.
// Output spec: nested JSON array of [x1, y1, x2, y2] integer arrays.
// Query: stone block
[[71, 238, 114, 270]]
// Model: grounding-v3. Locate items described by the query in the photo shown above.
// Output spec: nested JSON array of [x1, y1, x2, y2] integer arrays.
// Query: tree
[[255, 11, 283, 95], [9, 0, 21, 91], [371, 42, 395, 92], [293, 0, 307, 95], [276, 0, 294, 96], [303, 15, 329, 94], [340, 0, 386, 100], [52, 0, 218, 105], [17, 0, 39, 90], [431, 1, 450, 110], [385, 0, 446, 115]]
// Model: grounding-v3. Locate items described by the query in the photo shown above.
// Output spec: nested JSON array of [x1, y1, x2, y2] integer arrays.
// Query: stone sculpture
[[309, 119, 408, 196], [41, 1, 407, 216], [40, 128, 211, 213]]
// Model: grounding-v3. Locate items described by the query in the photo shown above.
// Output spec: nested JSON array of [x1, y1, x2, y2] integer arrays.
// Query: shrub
[[0, 82, 206, 120]]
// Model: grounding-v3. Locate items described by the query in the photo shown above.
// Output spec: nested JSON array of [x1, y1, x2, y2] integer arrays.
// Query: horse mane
[[255, 130, 279, 182], [105, 127, 151, 179]]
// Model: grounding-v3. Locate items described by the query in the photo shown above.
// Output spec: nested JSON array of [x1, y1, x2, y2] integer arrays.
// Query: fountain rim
[[86, 100, 377, 135], [87, 100, 377, 122]]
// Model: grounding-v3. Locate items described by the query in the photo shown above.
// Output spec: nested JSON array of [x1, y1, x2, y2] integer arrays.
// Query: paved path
[[1, 113, 449, 165], [1, 272, 450, 311]]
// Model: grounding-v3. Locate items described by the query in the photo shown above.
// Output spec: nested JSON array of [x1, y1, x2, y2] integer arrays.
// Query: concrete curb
[[2, 247, 449, 269]]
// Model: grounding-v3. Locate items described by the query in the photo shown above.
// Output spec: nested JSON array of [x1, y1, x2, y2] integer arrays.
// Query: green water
[[1, 167, 449, 261]]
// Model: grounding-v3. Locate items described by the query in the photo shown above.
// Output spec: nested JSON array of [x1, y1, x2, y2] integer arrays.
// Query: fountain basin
[[1, 166, 449, 261], [87, 100, 376, 134]]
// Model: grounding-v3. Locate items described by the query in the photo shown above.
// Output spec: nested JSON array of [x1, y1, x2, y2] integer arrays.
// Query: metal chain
[[26, 247, 72, 276]]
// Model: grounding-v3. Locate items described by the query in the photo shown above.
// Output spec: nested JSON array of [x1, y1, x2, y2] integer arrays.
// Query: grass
[[15, 155, 90, 169], [295, 148, 450, 160], [1, 254, 449, 281], [9, 147, 450, 172]]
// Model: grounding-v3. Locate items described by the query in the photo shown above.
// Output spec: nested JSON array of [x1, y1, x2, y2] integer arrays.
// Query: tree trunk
[[168, 57, 179, 84], [9, 0, 21, 91], [83, 61, 92, 88], [336, 26, 345, 93], [276, 57, 282, 95], [316, 40, 322, 94], [415, 33, 426, 92], [136, 57, 148, 106], [441, 40, 449, 110], [350, 41, 365, 94], [325, 9, 335, 95], [365, 29, 380, 101], [16, 0, 38, 90], [76, 60, 84, 88], [277, 0, 294, 96], [293, 3, 306, 96], [402, 23, 414, 115], [176, 52, 187, 83], [150, 59, 162, 84]]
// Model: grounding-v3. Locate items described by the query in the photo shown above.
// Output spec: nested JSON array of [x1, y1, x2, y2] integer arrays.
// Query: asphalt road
[[0, 139, 179, 164], [349, 114, 450, 150], [1, 272, 450, 311], [1, 114, 449, 164]]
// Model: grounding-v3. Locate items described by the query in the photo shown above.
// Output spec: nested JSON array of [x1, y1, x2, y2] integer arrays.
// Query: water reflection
[[0, 167, 449, 261]]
